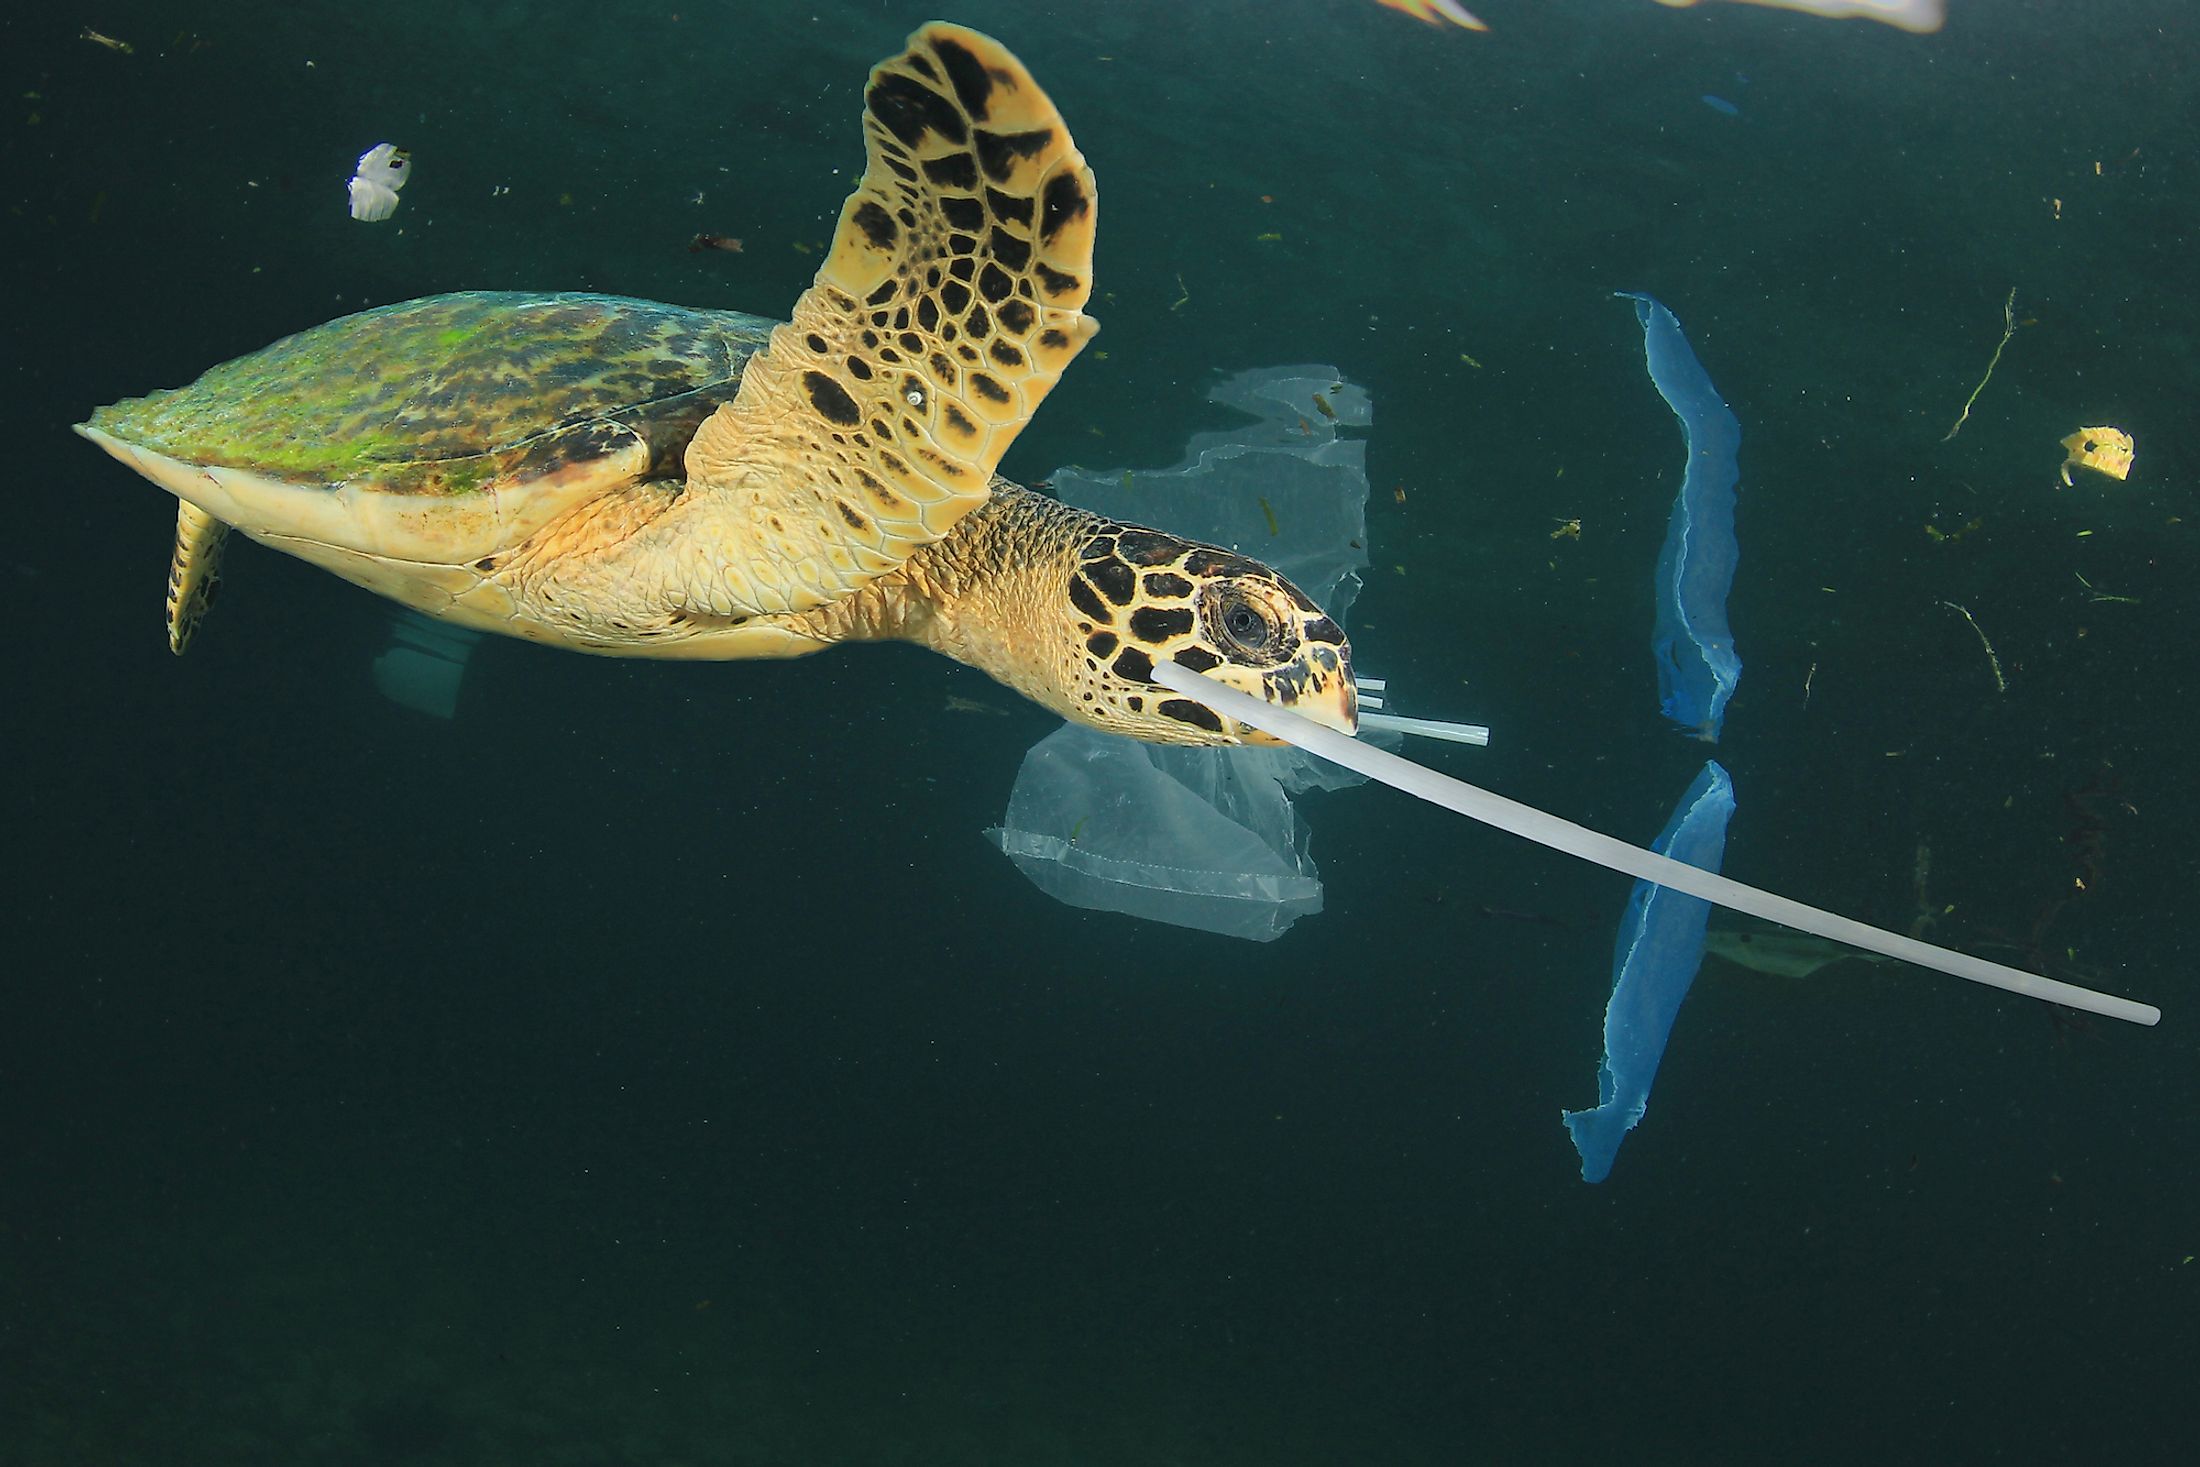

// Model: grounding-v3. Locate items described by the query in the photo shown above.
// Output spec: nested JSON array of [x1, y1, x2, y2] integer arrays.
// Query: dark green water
[[5, 1, 2194, 1462]]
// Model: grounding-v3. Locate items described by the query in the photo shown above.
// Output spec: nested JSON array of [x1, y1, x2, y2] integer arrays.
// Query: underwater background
[[4, 0, 2194, 1462]]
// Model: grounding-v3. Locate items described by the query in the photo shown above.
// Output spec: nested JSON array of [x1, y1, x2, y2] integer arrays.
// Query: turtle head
[[1057, 524, 1356, 747]]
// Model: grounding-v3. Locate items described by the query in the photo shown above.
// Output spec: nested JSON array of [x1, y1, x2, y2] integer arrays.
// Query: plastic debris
[[988, 365, 1379, 942], [1562, 762, 1736, 1183], [2059, 426, 2134, 486], [1705, 923, 1889, 978], [1622, 292, 1743, 741], [347, 143, 412, 222], [1371, 0, 1489, 30], [1651, 0, 1945, 32], [1151, 659, 2158, 1026], [1051, 365, 1374, 614], [371, 609, 480, 718], [992, 729, 1359, 942]]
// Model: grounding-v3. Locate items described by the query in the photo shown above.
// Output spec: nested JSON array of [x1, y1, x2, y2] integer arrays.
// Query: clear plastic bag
[[991, 729, 1361, 942], [987, 365, 1372, 941]]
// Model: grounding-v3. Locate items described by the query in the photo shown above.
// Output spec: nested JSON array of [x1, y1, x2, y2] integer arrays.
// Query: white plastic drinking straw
[[1359, 711, 1491, 747], [1153, 661, 2160, 1026]]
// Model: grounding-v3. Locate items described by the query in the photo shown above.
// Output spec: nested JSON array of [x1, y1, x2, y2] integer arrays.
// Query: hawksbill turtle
[[77, 23, 1354, 745]]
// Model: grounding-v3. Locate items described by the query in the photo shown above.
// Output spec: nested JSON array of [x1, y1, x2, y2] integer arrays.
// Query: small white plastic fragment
[[347, 143, 411, 222]]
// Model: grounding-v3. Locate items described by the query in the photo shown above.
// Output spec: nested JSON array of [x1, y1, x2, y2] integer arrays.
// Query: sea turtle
[[77, 23, 1354, 745]]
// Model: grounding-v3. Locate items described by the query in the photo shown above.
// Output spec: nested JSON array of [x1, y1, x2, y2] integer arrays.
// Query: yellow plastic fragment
[[2059, 427, 2134, 486], [1372, 0, 1489, 30]]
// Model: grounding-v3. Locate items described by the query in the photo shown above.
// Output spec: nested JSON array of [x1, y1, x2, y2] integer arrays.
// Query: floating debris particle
[[1943, 287, 2019, 441], [1372, 0, 1489, 30], [346, 143, 411, 222], [2059, 426, 2134, 486]]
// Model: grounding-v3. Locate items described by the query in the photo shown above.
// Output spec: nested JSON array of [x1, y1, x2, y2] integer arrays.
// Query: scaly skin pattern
[[790, 484, 1356, 745], [667, 22, 1099, 619], [479, 479, 1352, 745]]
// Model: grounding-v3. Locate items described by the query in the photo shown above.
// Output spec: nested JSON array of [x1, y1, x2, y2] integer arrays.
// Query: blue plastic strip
[[1562, 760, 1736, 1183], [1621, 292, 1743, 742]]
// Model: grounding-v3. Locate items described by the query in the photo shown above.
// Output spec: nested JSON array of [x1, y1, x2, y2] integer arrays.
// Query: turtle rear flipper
[[166, 500, 230, 654]]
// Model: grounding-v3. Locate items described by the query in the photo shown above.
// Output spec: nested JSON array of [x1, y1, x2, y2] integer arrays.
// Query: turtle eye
[[1215, 593, 1277, 656]]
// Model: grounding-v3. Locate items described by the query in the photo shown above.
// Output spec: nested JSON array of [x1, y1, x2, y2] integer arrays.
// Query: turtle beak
[[1214, 639, 1358, 745]]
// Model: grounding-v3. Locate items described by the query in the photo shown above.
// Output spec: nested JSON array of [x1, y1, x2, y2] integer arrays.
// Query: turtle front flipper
[[165, 500, 230, 654], [675, 23, 1098, 618]]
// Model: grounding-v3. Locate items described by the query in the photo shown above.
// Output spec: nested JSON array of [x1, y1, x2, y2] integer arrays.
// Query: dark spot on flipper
[[851, 200, 898, 250], [855, 468, 898, 508], [1041, 173, 1090, 242], [996, 298, 1035, 334], [836, 501, 869, 532], [924, 154, 979, 191], [977, 264, 1013, 304], [941, 195, 985, 232], [986, 189, 1034, 226], [1034, 264, 1080, 299], [802, 371, 861, 427], [974, 127, 1054, 184], [989, 231, 1030, 271], [969, 373, 1010, 404], [930, 35, 996, 120], [868, 72, 967, 148], [1160, 699, 1226, 734]]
